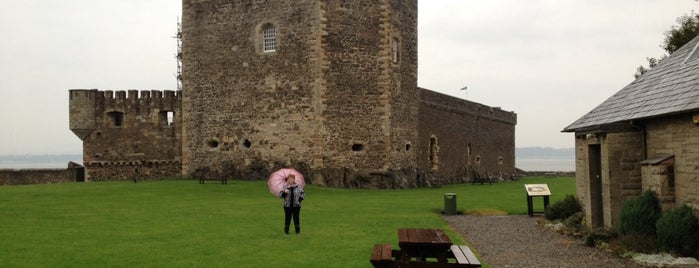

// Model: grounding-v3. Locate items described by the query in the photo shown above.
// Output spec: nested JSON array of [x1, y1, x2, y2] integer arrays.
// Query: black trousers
[[284, 206, 301, 228]]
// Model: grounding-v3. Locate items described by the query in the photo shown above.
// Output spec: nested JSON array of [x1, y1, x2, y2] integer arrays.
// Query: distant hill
[[516, 147, 574, 159]]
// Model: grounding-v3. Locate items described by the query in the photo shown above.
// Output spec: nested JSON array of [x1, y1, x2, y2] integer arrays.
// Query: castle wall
[[417, 89, 517, 184], [180, 0, 423, 187], [69, 89, 182, 181], [0, 163, 83, 185], [386, 0, 419, 172], [320, 0, 418, 170], [181, 0, 323, 180]]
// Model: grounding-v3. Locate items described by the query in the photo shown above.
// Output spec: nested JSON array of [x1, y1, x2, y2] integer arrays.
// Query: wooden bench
[[471, 174, 493, 185], [198, 178, 227, 184], [450, 245, 481, 267], [370, 244, 394, 268]]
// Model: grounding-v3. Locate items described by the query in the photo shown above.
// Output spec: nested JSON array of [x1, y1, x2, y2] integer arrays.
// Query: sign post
[[524, 184, 551, 217]]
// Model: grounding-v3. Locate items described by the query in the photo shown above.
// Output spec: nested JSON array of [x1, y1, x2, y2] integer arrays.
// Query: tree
[[635, 9, 699, 78], [663, 12, 699, 54]]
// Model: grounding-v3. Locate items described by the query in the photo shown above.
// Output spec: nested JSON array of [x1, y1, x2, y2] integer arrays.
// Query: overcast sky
[[0, 0, 697, 155]]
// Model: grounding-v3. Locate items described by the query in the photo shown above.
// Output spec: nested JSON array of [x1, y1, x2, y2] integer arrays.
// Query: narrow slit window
[[392, 38, 399, 63], [263, 24, 276, 52]]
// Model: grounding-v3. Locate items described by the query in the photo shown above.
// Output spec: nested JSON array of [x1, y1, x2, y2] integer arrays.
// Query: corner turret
[[69, 89, 98, 140]]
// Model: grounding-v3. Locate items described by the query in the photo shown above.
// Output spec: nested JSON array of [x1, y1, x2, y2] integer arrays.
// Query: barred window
[[263, 24, 276, 52]]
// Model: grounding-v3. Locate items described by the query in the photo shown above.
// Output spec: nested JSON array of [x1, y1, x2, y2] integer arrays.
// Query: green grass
[[0, 177, 574, 267]]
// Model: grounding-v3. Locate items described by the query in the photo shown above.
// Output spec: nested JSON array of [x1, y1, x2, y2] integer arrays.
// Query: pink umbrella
[[268, 168, 306, 195]]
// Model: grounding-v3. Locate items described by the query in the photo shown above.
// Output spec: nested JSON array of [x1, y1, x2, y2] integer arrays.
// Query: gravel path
[[444, 215, 645, 267]]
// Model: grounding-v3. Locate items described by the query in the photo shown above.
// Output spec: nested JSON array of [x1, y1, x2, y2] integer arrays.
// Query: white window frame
[[263, 24, 276, 52]]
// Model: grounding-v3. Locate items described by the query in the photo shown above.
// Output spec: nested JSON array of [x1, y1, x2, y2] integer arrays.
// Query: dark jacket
[[279, 184, 305, 207]]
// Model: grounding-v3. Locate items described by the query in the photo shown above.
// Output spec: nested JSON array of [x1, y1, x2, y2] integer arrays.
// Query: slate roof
[[563, 35, 699, 133]]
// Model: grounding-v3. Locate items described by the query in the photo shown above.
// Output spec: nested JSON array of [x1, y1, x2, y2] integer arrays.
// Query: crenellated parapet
[[95, 89, 180, 116], [69, 89, 182, 140]]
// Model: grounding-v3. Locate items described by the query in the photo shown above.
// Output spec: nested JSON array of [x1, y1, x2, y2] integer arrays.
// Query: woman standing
[[279, 174, 305, 234]]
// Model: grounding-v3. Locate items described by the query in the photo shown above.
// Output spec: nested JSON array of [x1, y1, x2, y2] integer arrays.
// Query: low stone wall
[[0, 166, 83, 185], [525, 171, 575, 177], [0, 169, 78, 185]]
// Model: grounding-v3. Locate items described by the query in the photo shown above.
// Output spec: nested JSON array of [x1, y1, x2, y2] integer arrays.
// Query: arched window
[[262, 24, 276, 52]]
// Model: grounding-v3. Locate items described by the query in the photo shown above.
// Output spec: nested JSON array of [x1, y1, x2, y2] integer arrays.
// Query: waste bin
[[444, 193, 457, 215]]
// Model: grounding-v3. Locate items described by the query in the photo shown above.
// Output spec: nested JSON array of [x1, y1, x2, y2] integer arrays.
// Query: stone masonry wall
[[645, 114, 699, 213], [180, 0, 425, 188], [574, 131, 643, 229], [69, 89, 181, 181], [601, 131, 643, 228], [317, 0, 419, 188], [181, 0, 323, 181], [418, 89, 517, 184], [0, 164, 83, 185], [642, 163, 676, 212], [387, 0, 420, 172]]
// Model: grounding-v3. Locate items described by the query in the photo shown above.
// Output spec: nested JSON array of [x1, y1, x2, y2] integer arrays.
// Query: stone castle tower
[[69, 0, 517, 187], [181, 0, 420, 186], [69, 90, 181, 180]]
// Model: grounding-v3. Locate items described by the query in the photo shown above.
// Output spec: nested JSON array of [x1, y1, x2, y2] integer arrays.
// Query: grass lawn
[[0, 176, 574, 267]]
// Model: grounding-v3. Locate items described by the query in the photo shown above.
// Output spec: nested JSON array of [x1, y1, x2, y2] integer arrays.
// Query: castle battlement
[[101, 89, 179, 110], [69, 89, 182, 141], [70, 89, 180, 116]]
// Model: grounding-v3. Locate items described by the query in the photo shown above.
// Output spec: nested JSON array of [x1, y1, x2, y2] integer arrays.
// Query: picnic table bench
[[450, 245, 481, 267], [370, 244, 399, 268], [198, 177, 228, 184], [471, 170, 494, 185]]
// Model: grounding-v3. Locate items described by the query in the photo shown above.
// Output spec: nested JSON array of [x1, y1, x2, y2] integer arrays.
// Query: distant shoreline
[[516, 158, 574, 172], [0, 150, 575, 172]]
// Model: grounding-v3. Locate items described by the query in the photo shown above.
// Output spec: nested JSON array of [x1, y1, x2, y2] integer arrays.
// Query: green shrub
[[584, 228, 618, 247], [563, 211, 585, 230], [656, 205, 699, 257], [545, 194, 582, 221], [619, 190, 661, 236], [607, 233, 660, 255]]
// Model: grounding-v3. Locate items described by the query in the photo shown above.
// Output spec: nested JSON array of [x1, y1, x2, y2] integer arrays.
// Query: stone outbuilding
[[563, 35, 699, 228]]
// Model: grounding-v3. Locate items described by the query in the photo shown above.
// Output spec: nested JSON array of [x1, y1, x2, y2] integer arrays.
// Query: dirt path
[[444, 215, 645, 267]]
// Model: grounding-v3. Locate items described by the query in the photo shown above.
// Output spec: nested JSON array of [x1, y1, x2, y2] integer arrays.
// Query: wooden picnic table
[[398, 228, 453, 262], [371, 228, 481, 268]]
